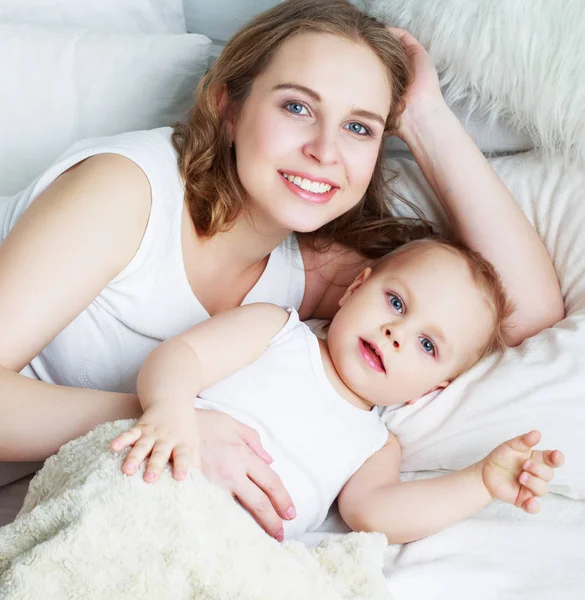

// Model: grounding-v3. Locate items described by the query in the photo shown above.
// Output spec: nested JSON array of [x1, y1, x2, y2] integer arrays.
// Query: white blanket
[[0, 421, 391, 600]]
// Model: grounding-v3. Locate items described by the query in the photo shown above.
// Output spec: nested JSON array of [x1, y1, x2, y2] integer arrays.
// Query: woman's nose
[[303, 126, 339, 165]]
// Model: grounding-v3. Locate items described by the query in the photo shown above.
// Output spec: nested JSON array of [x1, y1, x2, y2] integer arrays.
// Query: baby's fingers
[[111, 427, 143, 452], [144, 441, 174, 483], [172, 444, 199, 481], [522, 458, 554, 483], [544, 449, 565, 468], [519, 471, 550, 497], [507, 430, 541, 454], [122, 436, 156, 476], [520, 495, 540, 515]]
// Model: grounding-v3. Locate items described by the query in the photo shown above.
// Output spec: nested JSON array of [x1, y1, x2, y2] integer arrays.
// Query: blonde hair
[[172, 0, 432, 258], [374, 237, 513, 362]]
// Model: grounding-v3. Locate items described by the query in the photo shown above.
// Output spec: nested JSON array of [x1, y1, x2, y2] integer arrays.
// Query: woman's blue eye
[[286, 102, 308, 115], [388, 294, 404, 314], [345, 122, 370, 136], [420, 337, 436, 356]]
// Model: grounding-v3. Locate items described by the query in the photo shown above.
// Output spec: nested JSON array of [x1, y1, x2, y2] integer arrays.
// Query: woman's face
[[231, 32, 392, 235]]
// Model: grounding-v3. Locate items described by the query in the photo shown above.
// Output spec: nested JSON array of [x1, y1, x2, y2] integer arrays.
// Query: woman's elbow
[[506, 294, 565, 347]]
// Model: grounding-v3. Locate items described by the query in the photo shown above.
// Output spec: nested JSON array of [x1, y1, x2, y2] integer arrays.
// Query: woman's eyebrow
[[271, 83, 385, 127]]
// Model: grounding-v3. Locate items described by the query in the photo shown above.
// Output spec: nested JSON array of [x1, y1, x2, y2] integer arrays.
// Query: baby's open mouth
[[360, 339, 385, 373]]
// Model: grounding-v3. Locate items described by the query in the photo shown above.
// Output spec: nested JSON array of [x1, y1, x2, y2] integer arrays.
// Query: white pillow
[[0, 0, 186, 33], [0, 25, 211, 195], [364, 0, 585, 163], [383, 151, 585, 500]]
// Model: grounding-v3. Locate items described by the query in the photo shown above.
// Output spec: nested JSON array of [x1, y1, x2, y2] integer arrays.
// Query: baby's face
[[327, 244, 495, 407]]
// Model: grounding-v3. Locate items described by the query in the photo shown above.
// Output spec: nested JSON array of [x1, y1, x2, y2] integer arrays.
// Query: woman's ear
[[217, 85, 235, 137], [339, 267, 373, 307]]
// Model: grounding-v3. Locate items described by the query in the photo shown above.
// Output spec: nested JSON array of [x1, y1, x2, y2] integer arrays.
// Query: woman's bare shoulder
[[0, 154, 153, 371]]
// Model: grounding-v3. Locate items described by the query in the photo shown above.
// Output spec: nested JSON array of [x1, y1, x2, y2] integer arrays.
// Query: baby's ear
[[407, 381, 450, 405], [339, 267, 373, 307]]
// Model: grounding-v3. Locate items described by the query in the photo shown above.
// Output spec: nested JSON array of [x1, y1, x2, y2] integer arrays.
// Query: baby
[[111, 238, 564, 543]]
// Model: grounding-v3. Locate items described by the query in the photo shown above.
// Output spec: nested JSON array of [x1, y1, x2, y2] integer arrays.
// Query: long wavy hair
[[173, 0, 432, 259]]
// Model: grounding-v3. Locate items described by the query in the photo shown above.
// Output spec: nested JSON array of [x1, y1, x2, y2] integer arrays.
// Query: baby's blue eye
[[345, 122, 370, 136], [388, 294, 404, 314], [420, 337, 436, 355], [286, 103, 308, 115]]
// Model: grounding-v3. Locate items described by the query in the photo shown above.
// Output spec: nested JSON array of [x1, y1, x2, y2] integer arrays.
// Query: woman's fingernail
[[520, 472, 529, 483], [285, 506, 296, 520], [524, 460, 532, 470], [275, 529, 284, 542]]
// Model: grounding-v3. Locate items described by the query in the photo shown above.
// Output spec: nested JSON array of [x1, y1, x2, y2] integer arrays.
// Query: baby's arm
[[111, 303, 290, 482], [338, 430, 564, 544]]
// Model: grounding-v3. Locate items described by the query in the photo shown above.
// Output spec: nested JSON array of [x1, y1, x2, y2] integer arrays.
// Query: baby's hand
[[481, 430, 564, 513], [110, 406, 200, 483]]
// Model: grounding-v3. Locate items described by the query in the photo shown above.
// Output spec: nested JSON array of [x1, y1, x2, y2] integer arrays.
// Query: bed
[[1, 1, 584, 598]]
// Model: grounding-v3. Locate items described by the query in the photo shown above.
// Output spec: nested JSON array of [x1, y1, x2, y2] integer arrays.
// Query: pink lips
[[359, 338, 385, 373], [279, 171, 339, 205]]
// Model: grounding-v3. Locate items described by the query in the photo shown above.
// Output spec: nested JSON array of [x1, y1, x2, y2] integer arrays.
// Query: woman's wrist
[[395, 99, 453, 146]]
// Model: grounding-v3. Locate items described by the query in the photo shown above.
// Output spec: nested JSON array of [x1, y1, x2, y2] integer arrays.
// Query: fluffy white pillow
[[364, 0, 585, 163], [0, 25, 211, 195], [0, 0, 186, 33], [383, 151, 585, 500]]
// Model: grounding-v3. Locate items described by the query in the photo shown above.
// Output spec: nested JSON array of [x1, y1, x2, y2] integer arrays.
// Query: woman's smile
[[279, 170, 339, 205]]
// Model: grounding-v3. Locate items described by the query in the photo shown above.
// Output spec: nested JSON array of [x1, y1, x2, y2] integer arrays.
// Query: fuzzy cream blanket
[[0, 420, 391, 600]]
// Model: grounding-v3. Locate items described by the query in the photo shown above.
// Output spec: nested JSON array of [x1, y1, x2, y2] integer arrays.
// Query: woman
[[0, 0, 562, 540]]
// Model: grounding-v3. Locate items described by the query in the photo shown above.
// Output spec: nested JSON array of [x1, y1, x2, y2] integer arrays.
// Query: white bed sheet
[[310, 481, 585, 600]]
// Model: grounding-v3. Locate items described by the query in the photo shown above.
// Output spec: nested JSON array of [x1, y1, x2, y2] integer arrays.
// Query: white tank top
[[195, 308, 389, 539], [0, 128, 305, 393]]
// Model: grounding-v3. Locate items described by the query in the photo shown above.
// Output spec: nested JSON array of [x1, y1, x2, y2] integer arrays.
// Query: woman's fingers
[[239, 423, 273, 464], [233, 477, 285, 542], [387, 26, 418, 47], [246, 455, 296, 522]]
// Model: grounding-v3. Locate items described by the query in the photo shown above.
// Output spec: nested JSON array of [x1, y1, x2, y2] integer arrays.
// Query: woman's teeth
[[281, 173, 332, 194]]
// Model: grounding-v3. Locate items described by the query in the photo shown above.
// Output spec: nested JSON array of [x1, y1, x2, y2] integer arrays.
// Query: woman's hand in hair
[[196, 409, 295, 542], [387, 27, 445, 141]]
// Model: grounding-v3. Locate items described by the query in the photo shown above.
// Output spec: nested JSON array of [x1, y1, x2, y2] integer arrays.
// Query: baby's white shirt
[[195, 308, 389, 539]]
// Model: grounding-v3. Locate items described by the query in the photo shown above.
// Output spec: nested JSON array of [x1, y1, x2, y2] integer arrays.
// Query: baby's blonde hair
[[373, 237, 513, 366]]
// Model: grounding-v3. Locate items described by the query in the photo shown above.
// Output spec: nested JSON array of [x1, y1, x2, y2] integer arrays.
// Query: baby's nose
[[384, 328, 400, 349]]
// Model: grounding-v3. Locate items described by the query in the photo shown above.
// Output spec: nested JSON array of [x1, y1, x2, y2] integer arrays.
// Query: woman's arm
[[391, 29, 564, 345], [0, 154, 151, 460], [0, 166, 292, 535]]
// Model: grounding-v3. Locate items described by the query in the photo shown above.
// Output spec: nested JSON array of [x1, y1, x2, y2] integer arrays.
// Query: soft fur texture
[[0, 421, 391, 600], [363, 0, 585, 164]]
